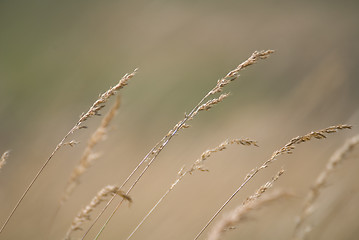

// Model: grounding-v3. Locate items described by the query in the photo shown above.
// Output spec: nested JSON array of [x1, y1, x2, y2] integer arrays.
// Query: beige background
[[0, 1, 359, 239]]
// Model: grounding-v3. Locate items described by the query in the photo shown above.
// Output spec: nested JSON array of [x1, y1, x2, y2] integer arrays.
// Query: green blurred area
[[1, 0, 358, 143], [0, 1, 359, 239]]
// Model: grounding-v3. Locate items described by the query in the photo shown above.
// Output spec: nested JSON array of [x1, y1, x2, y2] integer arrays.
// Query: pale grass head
[[77, 69, 137, 125], [0, 70, 137, 234], [208, 170, 289, 240], [81, 51, 275, 240], [64, 185, 131, 240], [0, 151, 10, 171], [193, 124, 352, 240], [126, 138, 258, 240], [210, 50, 274, 95], [1, 46, 356, 240], [189, 138, 258, 174], [61, 96, 121, 206]]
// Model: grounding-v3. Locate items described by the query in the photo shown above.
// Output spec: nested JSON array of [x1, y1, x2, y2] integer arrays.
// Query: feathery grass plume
[[193, 124, 352, 240], [0, 151, 10, 171], [126, 138, 258, 240], [64, 185, 131, 240], [86, 50, 274, 240], [293, 134, 359, 240], [60, 96, 121, 206], [0, 69, 137, 234], [208, 170, 289, 240]]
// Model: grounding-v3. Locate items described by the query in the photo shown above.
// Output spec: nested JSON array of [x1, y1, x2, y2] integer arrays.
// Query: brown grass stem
[[86, 50, 274, 240], [208, 170, 288, 240], [193, 124, 352, 240], [64, 185, 131, 240], [0, 70, 137, 234], [61, 96, 121, 206], [126, 139, 258, 240]]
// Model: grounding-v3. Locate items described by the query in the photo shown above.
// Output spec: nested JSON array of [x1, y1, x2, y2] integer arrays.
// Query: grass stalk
[[86, 50, 274, 240], [207, 170, 288, 240], [126, 139, 258, 240], [61, 96, 121, 206], [0, 69, 137, 234], [193, 124, 352, 240], [64, 185, 131, 240]]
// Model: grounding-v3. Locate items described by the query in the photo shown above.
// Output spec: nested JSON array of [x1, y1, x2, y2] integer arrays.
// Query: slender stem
[[80, 142, 162, 240], [82, 51, 275, 239], [0, 124, 78, 233], [1, 70, 136, 235], [193, 169, 257, 240], [90, 94, 211, 240], [81, 91, 211, 240], [193, 124, 351, 240], [126, 173, 186, 240]]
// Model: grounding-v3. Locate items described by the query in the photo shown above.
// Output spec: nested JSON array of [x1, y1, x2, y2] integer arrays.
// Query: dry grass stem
[[64, 185, 131, 240], [210, 50, 274, 95], [242, 169, 284, 205], [126, 138, 257, 240], [192, 93, 230, 117], [77, 70, 136, 124], [193, 124, 352, 240], [293, 134, 359, 240], [188, 139, 258, 174], [208, 170, 288, 240], [0, 151, 10, 171], [255, 124, 352, 173], [61, 96, 121, 206], [0, 69, 137, 234], [2, 45, 355, 240], [88, 51, 273, 240]]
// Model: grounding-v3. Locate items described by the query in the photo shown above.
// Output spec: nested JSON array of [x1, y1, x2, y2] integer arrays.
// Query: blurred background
[[0, 0, 358, 239]]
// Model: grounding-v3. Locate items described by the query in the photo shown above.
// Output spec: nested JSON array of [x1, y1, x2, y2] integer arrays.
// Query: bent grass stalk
[[193, 124, 352, 240], [126, 139, 258, 240], [0, 69, 137, 234], [88, 50, 274, 240]]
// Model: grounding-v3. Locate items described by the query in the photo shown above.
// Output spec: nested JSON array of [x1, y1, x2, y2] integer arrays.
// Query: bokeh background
[[1, 1, 359, 240]]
